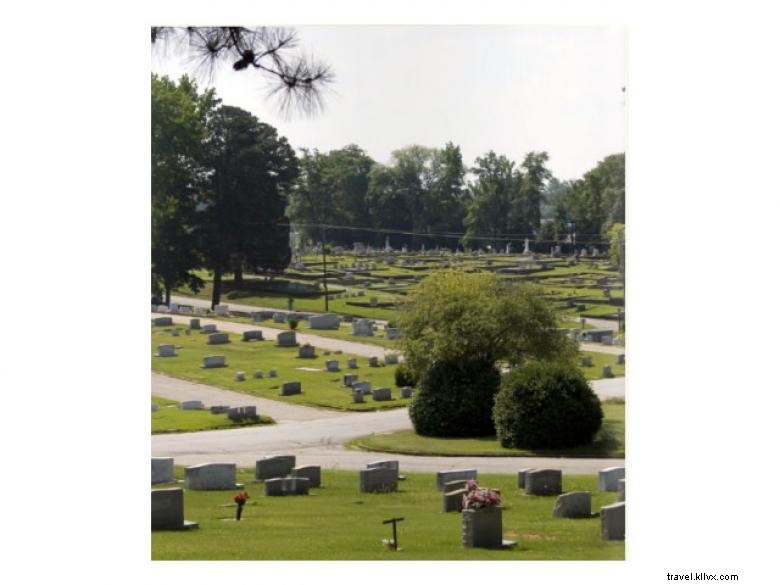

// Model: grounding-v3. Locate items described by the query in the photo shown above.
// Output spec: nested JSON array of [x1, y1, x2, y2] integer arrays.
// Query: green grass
[[346, 400, 624, 458], [151, 396, 273, 434], [151, 467, 624, 560], [151, 325, 408, 411], [581, 351, 625, 380]]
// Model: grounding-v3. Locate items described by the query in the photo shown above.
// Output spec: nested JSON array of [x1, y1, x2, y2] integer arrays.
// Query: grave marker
[[184, 463, 238, 490]]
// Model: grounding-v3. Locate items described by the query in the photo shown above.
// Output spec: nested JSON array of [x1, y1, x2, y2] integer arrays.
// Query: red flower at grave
[[233, 491, 249, 505]]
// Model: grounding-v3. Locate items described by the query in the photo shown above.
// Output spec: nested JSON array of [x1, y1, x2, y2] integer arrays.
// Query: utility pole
[[321, 227, 329, 312]]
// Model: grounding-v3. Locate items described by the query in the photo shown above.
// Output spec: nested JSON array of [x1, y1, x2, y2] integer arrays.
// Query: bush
[[394, 363, 418, 388], [408, 358, 500, 437], [492, 362, 603, 449], [288, 319, 299, 330]]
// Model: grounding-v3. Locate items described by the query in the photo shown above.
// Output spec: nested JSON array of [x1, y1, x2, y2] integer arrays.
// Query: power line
[[282, 222, 612, 244]]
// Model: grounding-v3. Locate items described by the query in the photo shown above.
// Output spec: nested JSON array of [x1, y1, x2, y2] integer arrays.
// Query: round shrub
[[394, 363, 418, 388], [493, 362, 603, 449], [409, 358, 501, 437]]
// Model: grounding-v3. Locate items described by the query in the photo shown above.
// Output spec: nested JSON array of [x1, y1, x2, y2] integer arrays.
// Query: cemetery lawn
[[151, 396, 273, 434], [347, 400, 624, 458], [151, 467, 623, 560], [151, 325, 408, 411], [581, 351, 625, 380]]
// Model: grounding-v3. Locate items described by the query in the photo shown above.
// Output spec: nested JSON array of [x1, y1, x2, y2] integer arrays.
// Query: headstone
[[352, 390, 364, 403], [273, 312, 286, 323], [277, 330, 297, 347], [525, 469, 562, 495], [156, 344, 177, 357], [153, 316, 173, 326], [309, 313, 341, 330], [242, 330, 264, 342], [347, 358, 358, 369], [372, 387, 392, 401], [151, 403, 158, 412], [602, 365, 614, 378], [268, 369, 278, 378], [517, 468, 536, 488], [255, 455, 296, 480], [442, 488, 468, 512], [180, 400, 204, 410], [298, 345, 316, 358], [201, 355, 226, 369], [151, 488, 198, 530], [170, 329, 180, 337], [207, 332, 230, 345], [151, 457, 175, 484], [265, 477, 310, 496], [156, 305, 169, 313], [386, 328, 399, 340], [184, 329, 191, 335], [617, 479, 625, 502], [210, 405, 229, 414], [201, 324, 217, 334], [169, 302, 179, 313], [443, 479, 470, 492], [400, 386, 413, 399], [367, 460, 399, 474], [352, 381, 371, 395], [462, 506, 503, 548], [617, 354, 625, 365], [368, 356, 380, 367], [384, 354, 399, 365], [360, 467, 398, 493], [184, 463, 237, 490], [598, 466, 625, 491], [234, 371, 245, 382], [601, 334, 613, 345], [291, 465, 321, 488], [343, 374, 358, 387], [325, 360, 340, 372], [370, 297, 378, 307], [280, 381, 302, 396], [351, 319, 374, 336], [600, 501, 625, 540], [227, 405, 257, 420], [254, 370, 263, 379], [436, 469, 478, 491], [580, 356, 593, 367], [552, 491, 592, 518], [214, 304, 230, 317]]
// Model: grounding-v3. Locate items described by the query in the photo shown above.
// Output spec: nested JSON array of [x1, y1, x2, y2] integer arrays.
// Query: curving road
[[152, 373, 624, 474]]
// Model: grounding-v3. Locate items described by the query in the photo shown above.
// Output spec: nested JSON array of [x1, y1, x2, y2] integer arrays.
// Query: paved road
[[152, 374, 624, 474]]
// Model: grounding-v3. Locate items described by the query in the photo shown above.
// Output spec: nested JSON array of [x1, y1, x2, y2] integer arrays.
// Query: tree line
[[152, 74, 625, 306]]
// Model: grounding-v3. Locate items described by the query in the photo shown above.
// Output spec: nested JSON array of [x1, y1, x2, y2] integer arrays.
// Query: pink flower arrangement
[[462, 480, 501, 510]]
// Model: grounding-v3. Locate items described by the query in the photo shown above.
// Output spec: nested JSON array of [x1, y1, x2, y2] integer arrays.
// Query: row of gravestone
[[433, 467, 624, 541], [151, 401, 259, 421], [341, 374, 412, 403]]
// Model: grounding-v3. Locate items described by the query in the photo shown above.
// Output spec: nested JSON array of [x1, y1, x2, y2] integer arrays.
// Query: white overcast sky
[[151, 25, 625, 181]]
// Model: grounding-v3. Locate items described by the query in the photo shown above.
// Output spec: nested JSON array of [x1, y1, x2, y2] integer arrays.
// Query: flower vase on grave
[[234, 491, 249, 521], [461, 481, 503, 548]]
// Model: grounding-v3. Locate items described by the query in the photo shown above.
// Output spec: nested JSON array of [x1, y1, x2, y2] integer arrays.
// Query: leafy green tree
[[462, 151, 550, 250], [462, 151, 520, 249], [199, 105, 298, 307], [608, 222, 626, 276], [289, 145, 374, 246], [151, 74, 216, 303], [557, 153, 624, 247], [398, 271, 577, 379], [399, 271, 577, 437]]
